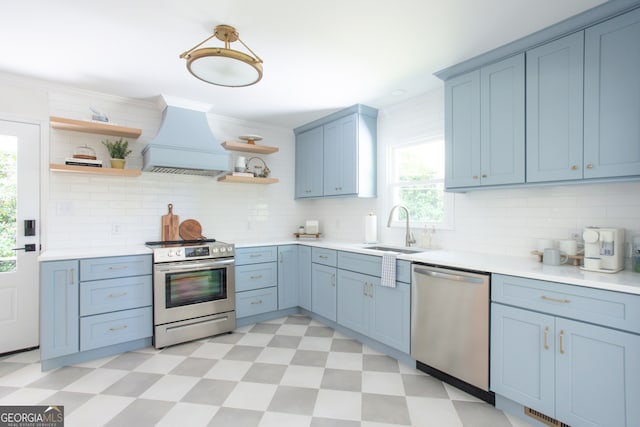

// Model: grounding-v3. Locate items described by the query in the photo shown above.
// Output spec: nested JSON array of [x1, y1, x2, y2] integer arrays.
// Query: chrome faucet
[[387, 204, 416, 247]]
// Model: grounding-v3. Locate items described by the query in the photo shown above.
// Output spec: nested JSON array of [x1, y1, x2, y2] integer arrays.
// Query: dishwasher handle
[[413, 267, 485, 284]]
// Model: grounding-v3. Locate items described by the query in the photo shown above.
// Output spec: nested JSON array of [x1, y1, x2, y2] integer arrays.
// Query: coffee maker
[[582, 227, 625, 273]]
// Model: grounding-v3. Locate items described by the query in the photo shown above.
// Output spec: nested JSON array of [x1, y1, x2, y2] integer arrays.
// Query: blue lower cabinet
[[336, 269, 410, 353], [278, 245, 299, 310], [311, 263, 337, 321], [369, 281, 410, 354], [80, 307, 152, 351], [555, 318, 640, 427], [336, 270, 371, 335], [492, 302, 640, 427], [235, 262, 277, 292], [298, 246, 312, 311], [491, 303, 555, 415], [236, 287, 278, 318], [40, 260, 79, 360]]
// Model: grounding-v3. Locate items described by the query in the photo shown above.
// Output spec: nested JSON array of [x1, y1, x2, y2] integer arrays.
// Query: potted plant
[[102, 137, 132, 169]]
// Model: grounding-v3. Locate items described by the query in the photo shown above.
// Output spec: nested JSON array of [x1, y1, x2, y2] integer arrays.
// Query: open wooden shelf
[[221, 141, 279, 155], [50, 116, 142, 139], [50, 164, 142, 177], [217, 174, 279, 184]]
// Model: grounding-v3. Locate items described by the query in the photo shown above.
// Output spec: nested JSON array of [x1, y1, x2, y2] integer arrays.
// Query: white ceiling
[[1, 0, 606, 128]]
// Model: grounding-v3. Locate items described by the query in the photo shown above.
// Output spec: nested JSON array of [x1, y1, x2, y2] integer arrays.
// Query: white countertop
[[40, 240, 640, 295]]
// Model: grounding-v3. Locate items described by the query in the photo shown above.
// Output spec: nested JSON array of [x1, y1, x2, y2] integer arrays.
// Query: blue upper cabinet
[[584, 7, 640, 179], [324, 114, 358, 196], [480, 54, 525, 186], [445, 55, 524, 189], [439, 4, 640, 190], [445, 70, 481, 188], [526, 32, 585, 183], [294, 104, 377, 199], [295, 126, 323, 198]]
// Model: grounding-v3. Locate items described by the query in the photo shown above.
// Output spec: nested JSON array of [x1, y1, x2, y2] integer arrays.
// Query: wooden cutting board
[[179, 219, 205, 240], [161, 204, 179, 241]]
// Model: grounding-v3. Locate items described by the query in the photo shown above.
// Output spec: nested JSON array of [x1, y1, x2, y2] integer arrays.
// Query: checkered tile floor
[[0, 315, 532, 426]]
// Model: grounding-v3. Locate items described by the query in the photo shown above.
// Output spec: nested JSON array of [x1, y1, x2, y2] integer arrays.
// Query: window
[[388, 137, 453, 229]]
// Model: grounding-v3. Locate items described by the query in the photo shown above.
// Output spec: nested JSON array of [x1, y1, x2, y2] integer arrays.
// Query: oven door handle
[[154, 258, 235, 273]]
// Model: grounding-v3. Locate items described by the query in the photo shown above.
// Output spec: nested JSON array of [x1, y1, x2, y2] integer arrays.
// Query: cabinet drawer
[[312, 247, 337, 266], [235, 262, 277, 292], [236, 287, 278, 318], [235, 246, 277, 265], [337, 251, 411, 282], [80, 255, 152, 281], [492, 274, 640, 334], [80, 306, 152, 351], [80, 275, 152, 316]]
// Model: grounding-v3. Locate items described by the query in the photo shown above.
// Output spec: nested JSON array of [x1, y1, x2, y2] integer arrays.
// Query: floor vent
[[524, 407, 570, 427]]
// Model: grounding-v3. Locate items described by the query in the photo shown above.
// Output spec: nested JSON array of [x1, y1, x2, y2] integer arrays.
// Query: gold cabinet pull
[[559, 330, 565, 354], [482, 174, 487, 178], [543, 326, 550, 350], [250, 300, 263, 305], [109, 325, 128, 331], [586, 163, 594, 169], [250, 275, 263, 280], [109, 292, 128, 298], [541, 295, 570, 304], [571, 165, 578, 171], [472, 175, 479, 179], [69, 268, 75, 285]]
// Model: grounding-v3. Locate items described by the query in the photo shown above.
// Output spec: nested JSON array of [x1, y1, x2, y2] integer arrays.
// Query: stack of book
[[231, 171, 254, 177], [65, 157, 103, 168]]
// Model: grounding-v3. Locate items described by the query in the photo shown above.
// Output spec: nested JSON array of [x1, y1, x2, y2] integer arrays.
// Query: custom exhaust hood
[[142, 96, 230, 176]]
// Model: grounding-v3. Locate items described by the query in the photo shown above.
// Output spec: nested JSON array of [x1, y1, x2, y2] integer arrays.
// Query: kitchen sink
[[363, 245, 426, 254]]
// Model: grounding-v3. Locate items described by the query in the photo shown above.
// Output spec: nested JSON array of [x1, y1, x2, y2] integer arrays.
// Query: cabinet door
[[323, 113, 358, 196], [278, 245, 299, 310], [336, 269, 370, 335], [490, 303, 555, 416], [480, 54, 525, 186], [40, 260, 79, 360], [298, 246, 312, 311], [311, 263, 337, 321], [526, 32, 584, 183], [369, 281, 410, 353], [445, 70, 481, 188], [295, 126, 324, 198], [556, 318, 640, 427], [584, 8, 640, 179]]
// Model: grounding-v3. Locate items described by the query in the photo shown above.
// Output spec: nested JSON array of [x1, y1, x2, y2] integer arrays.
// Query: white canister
[[557, 239, 578, 256], [305, 220, 319, 234], [364, 213, 377, 243], [235, 155, 246, 172]]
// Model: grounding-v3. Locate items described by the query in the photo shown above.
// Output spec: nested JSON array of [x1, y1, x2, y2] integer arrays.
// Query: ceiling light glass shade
[[180, 25, 263, 87]]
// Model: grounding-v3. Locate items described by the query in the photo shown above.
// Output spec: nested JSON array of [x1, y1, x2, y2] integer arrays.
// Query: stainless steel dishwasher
[[411, 264, 493, 403]]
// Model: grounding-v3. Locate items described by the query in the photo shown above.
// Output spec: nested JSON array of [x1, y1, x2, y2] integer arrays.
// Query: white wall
[[44, 88, 301, 249], [2, 73, 638, 256]]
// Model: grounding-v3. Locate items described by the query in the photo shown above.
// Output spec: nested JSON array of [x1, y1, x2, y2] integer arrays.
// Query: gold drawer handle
[[543, 326, 550, 350], [250, 275, 263, 280], [109, 292, 128, 298], [109, 265, 128, 270], [109, 325, 128, 331], [559, 330, 565, 354], [541, 295, 570, 304], [250, 300, 263, 305], [319, 255, 328, 259]]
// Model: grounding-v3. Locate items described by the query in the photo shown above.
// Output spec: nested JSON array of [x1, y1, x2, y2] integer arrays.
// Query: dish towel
[[380, 252, 397, 288]]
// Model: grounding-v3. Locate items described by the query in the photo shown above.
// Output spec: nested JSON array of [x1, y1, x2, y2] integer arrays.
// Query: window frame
[[387, 135, 454, 231]]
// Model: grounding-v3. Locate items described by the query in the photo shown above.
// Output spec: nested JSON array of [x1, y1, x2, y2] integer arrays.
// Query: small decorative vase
[[110, 158, 126, 169]]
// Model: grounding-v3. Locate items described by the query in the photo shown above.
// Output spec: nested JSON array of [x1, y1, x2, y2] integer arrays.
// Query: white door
[[0, 119, 40, 354]]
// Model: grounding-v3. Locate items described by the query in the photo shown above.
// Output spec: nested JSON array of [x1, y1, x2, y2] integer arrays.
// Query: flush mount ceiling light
[[180, 24, 263, 87]]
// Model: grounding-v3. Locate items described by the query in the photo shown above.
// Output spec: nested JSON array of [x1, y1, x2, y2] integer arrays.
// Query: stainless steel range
[[146, 239, 236, 349]]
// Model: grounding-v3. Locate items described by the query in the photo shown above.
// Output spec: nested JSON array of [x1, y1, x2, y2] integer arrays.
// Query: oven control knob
[[219, 247, 226, 253], [226, 246, 233, 253], [212, 247, 219, 253], [167, 250, 174, 257], [176, 249, 182, 256]]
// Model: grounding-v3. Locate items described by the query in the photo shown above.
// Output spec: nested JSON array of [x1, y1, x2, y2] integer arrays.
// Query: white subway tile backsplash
[[38, 83, 640, 256]]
